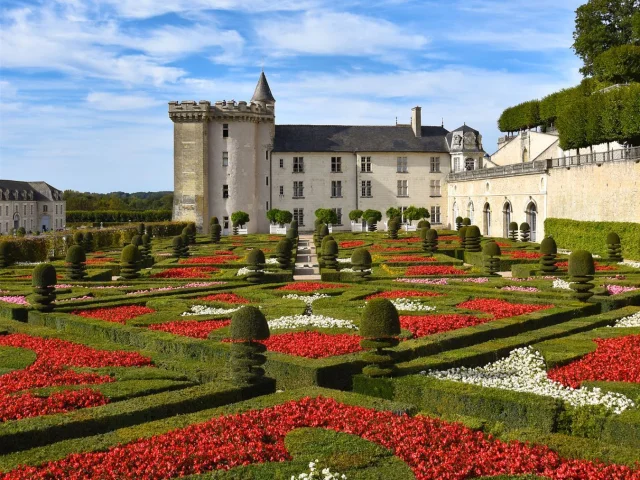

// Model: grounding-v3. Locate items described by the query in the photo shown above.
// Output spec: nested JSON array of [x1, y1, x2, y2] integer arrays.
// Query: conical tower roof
[[251, 71, 276, 104]]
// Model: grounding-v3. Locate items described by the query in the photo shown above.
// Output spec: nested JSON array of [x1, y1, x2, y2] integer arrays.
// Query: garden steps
[[293, 235, 321, 280]]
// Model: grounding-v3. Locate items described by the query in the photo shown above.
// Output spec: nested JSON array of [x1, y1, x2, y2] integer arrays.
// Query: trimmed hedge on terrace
[[67, 210, 172, 223]]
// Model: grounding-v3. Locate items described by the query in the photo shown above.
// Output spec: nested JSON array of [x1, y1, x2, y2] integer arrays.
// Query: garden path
[[293, 234, 321, 281]]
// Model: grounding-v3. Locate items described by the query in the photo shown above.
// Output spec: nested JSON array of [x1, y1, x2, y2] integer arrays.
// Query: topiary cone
[[172, 236, 183, 259], [32, 263, 57, 312], [540, 236, 558, 273], [245, 249, 265, 283], [508, 222, 518, 241], [120, 244, 142, 280], [387, 219, 400, 239], [351, 248, 372, 280], [465, 226, 482, 252], [65, 245, 87, 281], [276, 239, 292, 270], [210, 223, 222, 243], [455, 216, 463, 231], [180, 233, 190, 257], [83, 231, 94, 253], [229, 306, 270, 384], [482, 241, 501, 275], [519, 222, 531, 242], [606, 232, 623, 262], [568, 250, 595, 302], [322, 240, 339, 271], [360, 298, 400, 377], [73, 231, 84, 249], [458, 226, 468, 250]]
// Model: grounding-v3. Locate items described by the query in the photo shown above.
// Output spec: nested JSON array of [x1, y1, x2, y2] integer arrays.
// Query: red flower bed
[[214, 250, 235, 255], [261, 332, 362, 358], [548, 335, 640, 388], [371, 246, 413, 252], [387, 237, 422, 243], [198, 293, 249, 304], [387, 255, 438, 263], [508, 251, 542, 259], [457, 298, 553, 319], [72, 305, 155, 324], [438, 235, 460, 241], [150, 267, 219, 279], [277, 282, 346, 292], [179, 255, 240, 265], [86, 257, 116, 265], [5, 396, 638, 480], [149, 319, 231, 339], [556, 261, 617, 271], [400, 314, 488, 338], [406, 265, 466, 276], [495, 242, 511, 247], [366, 290, 442, 300], [0, 334, 151, 421], [339, 240, 365, 249]]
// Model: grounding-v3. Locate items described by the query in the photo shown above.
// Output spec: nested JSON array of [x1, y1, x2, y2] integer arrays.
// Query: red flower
[[406, 265, 466, 276], [150, 267, 219, 279], [387, 255, 438, 263], [277, 282, 347, 292], [438, 235, 461, 241], [400, 314, 488, 337], [4, 397, 638, 479], [548, 334, 640, 388], [73, 305, 155, 324], [85, 257, 116, 265], [366, 290, 442, 300], [456, 298, 553, 319], [261, 332, 362, 358], [387, 237, 422, 243], [179, 255, 240, 265], [371, 246, 413, 252], [556, 261, 617, 271], [149, 319, 230, 339], [508, 251, 542, 259], [198, 293, 249, 304], [339, 241, 365, 249]]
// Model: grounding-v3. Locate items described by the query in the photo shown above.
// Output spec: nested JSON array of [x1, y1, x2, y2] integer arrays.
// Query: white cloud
[[86, 92, 163, 110], [449, 29, 573, 51]]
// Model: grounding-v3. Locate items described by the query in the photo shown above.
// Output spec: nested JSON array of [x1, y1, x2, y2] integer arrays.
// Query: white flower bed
[[15, 261, 43, 266], [268, 314, 357, 330], [557, 248, 572, 255], [395, 278, 448, 285], [611, 311, 640, 328], [283, 293, 330, 305], [621, 260, 640, 269], [337, 258, 351, 264], [236, 267, 276, 276], [292, 461, 346, 480], [266, 258, 279, 264], [422, 347, 635, 414], [340, 267, 372, 273], [552, 278, 572, 290], [390, 298, 436, 312], [182, 305, 242, 316]]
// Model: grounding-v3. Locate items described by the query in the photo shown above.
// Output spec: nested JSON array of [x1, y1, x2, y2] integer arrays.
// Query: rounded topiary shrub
[[482, 241, 501, 275], [131, 235, 143, 248], [360, 298, 400, 377], [181, 227, 191, 244], [172, 236, 183, 258], [245, 249, 265, 283], [210, 216, 219, 226], [417, 220, 430, 230], [606, 232, 623, 262], [32, 263, 57, 312], [210, 223, 222, 244], [387, 218, 400, 240], [351, 248, 372, 280], [462, 217, 471, 226], [0, 241, 12, 268], [320, 235, 335, 252], [322, 240, 339, 271], [508, 222, 518, 241], [16, 227, 26, 237], [540, 236, 558, 273], [83, 231, 94, 253], [276, 239, 293, 270], [568, 250, 595, 302], [465, 225, 482, 252], [519, 222, 531, 242], [424, 228, 438, 255], [229, 306, 270, 384], [455, 216, 463, 231], [288, 220, 298, 239], [141, 234, 153, 266], [73, 231, 84, 248], [458, 226, 468, 249], [65, 245, 87, 281], [187, 222, 197, 245], [180, 233, 190, 257], [120, 244, 141, 280]]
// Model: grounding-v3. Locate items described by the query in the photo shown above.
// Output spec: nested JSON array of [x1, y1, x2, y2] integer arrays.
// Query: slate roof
[[0, 180, 60, 201], [251, 72, 276, 104], [273, 125, 450, 153], [445, 124, 485, 153]]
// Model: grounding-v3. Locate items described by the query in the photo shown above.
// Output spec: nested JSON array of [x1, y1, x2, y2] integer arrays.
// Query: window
[[332, 207, 343, 225], [55, 219, 58, 229], [454, 157, 460, 172], [266, 176, 269, 186], [360, 156, 372, 172], [293, 157, 304, 173], [43, 205, 48, 213], [430, 156, 440, 172], [30, 205, 33, 215], [431, 206, 441, 224], [5, 206, 8, 215], [331, 156, 342, 173], [430, 180, 441, 196], [222, 152, 229, 167], [279, 158, 284, 168], [331, 180, 342, 198], [397, 179, 408, 197], [223, 185, 229, 198], [265, 150, 268, 160], [223, 216, 229, 229], [293, 181, 304, 198], [279, 185, 284, 196], [23, 204, 27, 215], [266, 201, 269, 210], [293, 208, 304, 226], [14, 204, 18, 213], [361, 180, 372, 197], [222, 124, 229, 138], [397, 156, 408, 173], [465, 158, 475, 171]]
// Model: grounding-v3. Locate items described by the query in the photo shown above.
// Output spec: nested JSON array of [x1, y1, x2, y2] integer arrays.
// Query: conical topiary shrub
[[520, 222, 531, 242], [228, 306, 270, 384], [181, 227, 191, 245], [419, 227, 429, 253], [351, 248, 372, 280], [73, 231, 84, 249], [131, 234, 143, 249], [83, 231, 94, 253], [509, 222, 518, 241], [137, 223, 145, 236], [0, 241, 12, 268], [172, 236, 184, 259], [120, 244, 141, 280], [142, 233, 153, 266], [606, 232, 623, 262], [322, 240, 339, 271], [318, 224, 329, 247], [180, 232, 190, 257], [568, 250, 595, 302], [360, 298, 400, 377], [65, 245, 87, 281], [482, 241, 501, 275], [462, 217, 471, 226], [540, 236, 558, 273], [455, 216, 463, 231], [187, 222, 196, 244], [387, 218, 400, 239], [458, 226, 468, 250], [245, 249, 265, 283], [320, 235, 335, 252], [276, 239, 292, 270], [465, 226, 482, 252], [210, 224, 222, 244], [32, 263, 57, 312]]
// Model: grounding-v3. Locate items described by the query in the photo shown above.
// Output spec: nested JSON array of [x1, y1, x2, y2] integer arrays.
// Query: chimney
[[411, 106, 421, 137]]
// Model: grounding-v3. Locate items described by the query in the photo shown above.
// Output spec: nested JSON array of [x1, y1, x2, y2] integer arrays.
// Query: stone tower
[[169, 73, 276, 233]]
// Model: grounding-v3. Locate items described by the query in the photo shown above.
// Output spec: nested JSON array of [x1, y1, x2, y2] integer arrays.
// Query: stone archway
[[467, 201, 474, 225], [526, 201, 538, 242], [522, 148, 529, 163], [452, 202, 459, 225], [483, 203, 491, 236], [502, 201, 512, 238]]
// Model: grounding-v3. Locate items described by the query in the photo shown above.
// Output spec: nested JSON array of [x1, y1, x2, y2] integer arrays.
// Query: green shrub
[[187, 222, 196, 244], [417, 220, 430, 230], [455, 216, 463, 231], [540, 237, 558, 273], [120, 244, 141, 280], [569, 250, 595, 302], [363, 209, 382, 232], [210, 216, 219, 226], [83, 231, 94, 253], [322, 240, 339, 271], [498, 99, 541, 133], [130, 235, 143, 248], [137, 223, 145, 236], [274, 210, 292, 226], [141, 234, 152, 264], [423, 229, 438, 255], [180, 233, 190, 257], [286, 226, 297, 241], [465, 226, 482, 252], [0, 241, 12, 267], [483, 241, 501, 275], [509, 222, 519, 241], [73, 231, 84, 247], [172, 236, 183, 259], [351, 248, 372, 280], [360, 298, 400, 377], [65, 245, 87, 281], [592, 45, 640, 84], [229, 306, 270, 384], [462, 217, 471, 226], [458, 226, 468, 249], [16, 227, 26, 237], [231, 211, 250, 234], [349, 210, 363, 222], [520, 222, 531, 242], [606, 232, 623, 262], [289, 220, 298, 236], [320, 235, 335, 252], [387, 218, 400, 240], [32, 263, 57, 312], [245, 249, 265, 283], [210, 224, 221, 244], [276, 239, 293, 270]]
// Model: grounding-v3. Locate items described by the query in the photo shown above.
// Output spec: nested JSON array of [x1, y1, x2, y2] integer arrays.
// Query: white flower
[[552, 278, 572, 290], [610, 311, 640, 328], [340, 267, 372, 273], [620, 259, 640, 269], [268, 314, 357, 330], [181, 305, 242, 316], [389, 298, 436, 312], [422, 347, 634, 414], [283, 293, 330, 305], [266, 258, 279, 264], [291, 461, 347, 480], [337, 258, 351, 264]]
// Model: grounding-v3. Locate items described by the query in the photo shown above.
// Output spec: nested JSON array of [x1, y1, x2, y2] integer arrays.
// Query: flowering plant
[[387, 255, 437, 263], [605, 284, 638, 295], [86, 257, 116, 265], [198, 293, 250, 304], [282, 293, 330, 305], [612, 311, 640, 328], [339, 241, 365, 249], [258, 331, 362, 358], [0, 296, 29, 306], [72, 305, 155, 324], [292, 461, 346, 480], [556, 261, 617, 271], [149, 319, 230, 339], [456, 298, 553, 319], [500, 286, 540, 293], [400, 314, 487, 338], [405, 265, 466, 276], [507, 251, 542, 259], [179, 255, 240, 265], [394, 278, 448, 285], [366, 290, 441, 300], [182, 305, 243, 316], [277, 282, 347, 293], [268, 314, 357, 330], [150, 267, 219, 279], [126, 282, 226, 295], [389, 299, 436, 312]]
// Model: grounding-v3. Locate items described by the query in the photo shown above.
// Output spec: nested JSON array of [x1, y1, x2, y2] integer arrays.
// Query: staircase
[[293, 234, 321, 281]]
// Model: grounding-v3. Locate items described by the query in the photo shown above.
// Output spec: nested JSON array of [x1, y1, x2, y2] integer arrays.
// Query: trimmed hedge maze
[[0, 226, 639, 478]]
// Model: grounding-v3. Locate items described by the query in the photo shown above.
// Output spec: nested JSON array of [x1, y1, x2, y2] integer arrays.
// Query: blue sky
[[0, 0, 584, 192]]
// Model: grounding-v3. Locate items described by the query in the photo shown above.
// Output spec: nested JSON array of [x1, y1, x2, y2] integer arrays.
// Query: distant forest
[[63, 190, 173, 211]]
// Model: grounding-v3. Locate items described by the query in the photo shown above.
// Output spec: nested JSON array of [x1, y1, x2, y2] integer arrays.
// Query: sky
[[0, 0, 585, 193]]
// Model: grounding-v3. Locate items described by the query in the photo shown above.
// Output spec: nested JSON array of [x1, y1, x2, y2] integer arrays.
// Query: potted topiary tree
[[172, 236, 184, 259], [520, 222, 531, 242], [349, 209, 363, 225], [245, 249, 265, 283], [540, 236, 558, 273], [32, 263, 57, 312], [0, 241, 12, 267], [482, 241, 501, 275], [606, 232, 623, 262], [65, 245, 87, 281], [322, 239, 339, 271], [266, 208, 280, 225], [465, 226, 482, 252], [231, 211, 250, 234], [228, 306, 270, 384], [360, 298, 400, 377], [274, 209, 292, 228], [364, 209, 382, 232], [424, 228, 438, 256], [120, 244, 142, 279], [568, 250, 595, 302], [276, 239, 293, 270], [83, 231, 94, 253], [455, 216, 463, 231], [351, 248, 372, 280], [509, 222, 519, 241]]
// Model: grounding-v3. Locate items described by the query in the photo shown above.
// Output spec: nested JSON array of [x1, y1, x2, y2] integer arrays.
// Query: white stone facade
[[0, 181, 66, 235]]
